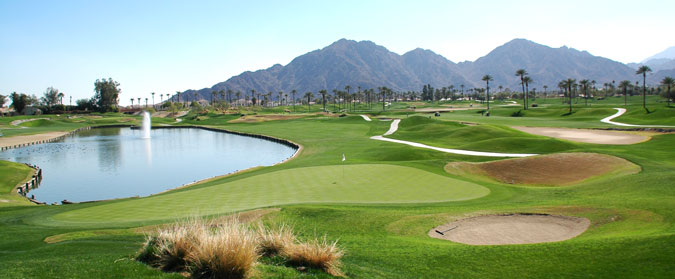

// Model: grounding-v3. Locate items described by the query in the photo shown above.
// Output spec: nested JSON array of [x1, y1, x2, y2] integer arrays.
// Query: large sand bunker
[[429, 214, 590, 245], [512, 126, 649, 145], [445, 153, 640, 186]]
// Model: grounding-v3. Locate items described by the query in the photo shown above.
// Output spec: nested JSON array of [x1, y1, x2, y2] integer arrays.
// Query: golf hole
[[429, 213, 590, 245]]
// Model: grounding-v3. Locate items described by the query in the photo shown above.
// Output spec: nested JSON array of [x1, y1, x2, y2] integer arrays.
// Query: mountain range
[[174, 39, 675, 102]]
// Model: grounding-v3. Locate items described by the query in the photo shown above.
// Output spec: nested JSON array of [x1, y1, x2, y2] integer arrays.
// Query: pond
[[0, 127, 297, 204]]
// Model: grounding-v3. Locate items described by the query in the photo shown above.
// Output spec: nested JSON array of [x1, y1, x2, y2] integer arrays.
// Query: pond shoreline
[[3, 124, 302, 205]]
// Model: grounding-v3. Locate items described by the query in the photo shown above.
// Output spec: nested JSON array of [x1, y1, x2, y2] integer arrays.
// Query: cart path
[[601, 108, 675, 127], [370, 119, 536, 158]]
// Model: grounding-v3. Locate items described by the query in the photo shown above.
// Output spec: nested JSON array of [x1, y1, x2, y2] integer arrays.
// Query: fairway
[[52, 164, 489, 224]]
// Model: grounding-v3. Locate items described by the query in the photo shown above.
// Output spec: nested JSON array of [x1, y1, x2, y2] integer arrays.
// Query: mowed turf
[[52, 164, 488, 224]]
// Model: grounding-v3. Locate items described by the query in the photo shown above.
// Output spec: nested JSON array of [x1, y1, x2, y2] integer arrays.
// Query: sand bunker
[[445, 153, 640, 186], [228, 114, 304, 123], [429, 214, 590, 245], [512, 126, 649, 145]]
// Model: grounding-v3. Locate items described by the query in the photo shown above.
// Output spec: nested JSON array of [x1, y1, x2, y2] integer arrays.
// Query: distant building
[[23, 106, 42, 115]]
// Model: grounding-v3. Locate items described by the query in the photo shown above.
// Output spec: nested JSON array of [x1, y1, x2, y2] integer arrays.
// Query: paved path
[[601, 108, 675, 127], [370, 119, 536, 158], [360, 114, 372, 121]]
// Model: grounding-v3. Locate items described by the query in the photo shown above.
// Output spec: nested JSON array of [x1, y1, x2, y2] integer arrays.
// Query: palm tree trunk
[[520, 75, 527, 110], [643, 73, 647, 111]]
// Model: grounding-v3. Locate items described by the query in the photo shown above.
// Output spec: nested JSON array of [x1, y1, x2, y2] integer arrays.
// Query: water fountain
[[141, 111, 151, 139]]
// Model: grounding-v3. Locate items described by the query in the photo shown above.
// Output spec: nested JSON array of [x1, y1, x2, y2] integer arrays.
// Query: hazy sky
[[1, 0, 673, 105]]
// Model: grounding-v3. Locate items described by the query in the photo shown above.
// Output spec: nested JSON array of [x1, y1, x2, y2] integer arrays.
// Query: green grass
[[0, 103, 673, 278], [0, 160, 34, 207], [387, 116, 578, 153], [51, 164, 488, 224]]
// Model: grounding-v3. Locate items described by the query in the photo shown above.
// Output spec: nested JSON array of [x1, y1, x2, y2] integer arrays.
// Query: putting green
[[52, 164, 488, 224]]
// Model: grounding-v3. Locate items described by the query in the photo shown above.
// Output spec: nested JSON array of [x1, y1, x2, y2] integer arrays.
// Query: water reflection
[[143, 138, 152, 166], [0, 127, 296, 203]]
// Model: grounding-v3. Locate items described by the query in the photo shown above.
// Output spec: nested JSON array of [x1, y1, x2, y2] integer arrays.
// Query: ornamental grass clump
[[255, 223, 296, 256], [186, 219, 259, 279], [282, 235, 345, 277], [136, 218, 344, 278], [136, 218, 206, 272]]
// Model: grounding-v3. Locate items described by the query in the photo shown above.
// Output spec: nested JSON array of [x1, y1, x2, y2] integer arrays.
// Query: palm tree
[[176, 91, 181, 106], [278, 91, 283, 107], [482, 74, 493, 111], [636, 66, 652, 112], [379, 87, 389, 111], [523, 76, 532, 108], [227, 89, 233, 105], [563, 78, 576, 114], [145, 98, 148, 108], [130, 98, 134, 108], [304, 92, 313, 112], [160, 93, 163, 104], [543, 85, 548, 100], [235, 91, 241, 107], [250, 89, 256, 107], [151, 92, 155, 109], [661, 77, 674, 107], [319, 90, 327, 112], [515, 69, 528, 109], [618, 80, 632, 106], [579, 80, 590, 106], [291, 90, 297, 112], [137, 98, 141, 108]]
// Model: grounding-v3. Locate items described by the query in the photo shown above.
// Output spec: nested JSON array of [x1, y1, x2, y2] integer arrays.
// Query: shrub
[[511, 110, 524, 117], [283, 236, 345, 276]]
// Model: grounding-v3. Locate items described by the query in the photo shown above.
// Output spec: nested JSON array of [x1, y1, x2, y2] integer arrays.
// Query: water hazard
[[0, 127, 297, 204]]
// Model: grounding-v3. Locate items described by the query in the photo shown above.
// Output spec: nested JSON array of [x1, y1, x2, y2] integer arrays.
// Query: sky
[[1, 0, 673, 106]]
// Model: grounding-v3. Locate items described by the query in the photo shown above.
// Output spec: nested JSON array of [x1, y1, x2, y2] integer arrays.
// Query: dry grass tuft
[[136, 217, 344, 278], [283, 236, 345, 276], [255, 223, 296, 256], [187, 219, 259, 279]]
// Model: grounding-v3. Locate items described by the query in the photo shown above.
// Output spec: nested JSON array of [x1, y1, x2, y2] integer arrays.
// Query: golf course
[[0, 97, 673, 278]]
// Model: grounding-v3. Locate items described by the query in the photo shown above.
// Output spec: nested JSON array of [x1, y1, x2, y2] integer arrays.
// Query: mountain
[[641, 46, 675, 63], [628, 58, 675, 72], [172, 39, 668, 103], [177, 39, 471, 103], [459, 39, 636, 90]]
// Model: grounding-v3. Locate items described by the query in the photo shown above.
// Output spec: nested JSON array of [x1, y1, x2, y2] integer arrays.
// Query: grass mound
[[390, 116, 576, 153], [18, 119, 55, 127], [445, 153, 640, 186]]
